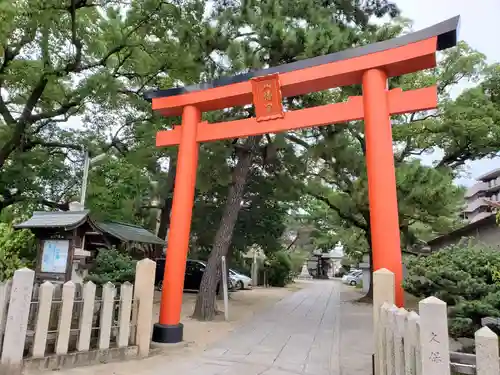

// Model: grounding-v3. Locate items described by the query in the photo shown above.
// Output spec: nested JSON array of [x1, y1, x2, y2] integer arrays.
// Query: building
[[426, 168, 500, 252], [463, 168, 500, 223], [426, 214, 499, 252], [14, 205, 165, 283]]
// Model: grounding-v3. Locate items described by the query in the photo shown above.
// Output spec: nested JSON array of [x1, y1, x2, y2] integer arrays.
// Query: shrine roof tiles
[[14, 210, 90, 230]]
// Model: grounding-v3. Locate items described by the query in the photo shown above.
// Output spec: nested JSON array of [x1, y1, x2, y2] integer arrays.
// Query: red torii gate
[[145, 16, 459, 344]]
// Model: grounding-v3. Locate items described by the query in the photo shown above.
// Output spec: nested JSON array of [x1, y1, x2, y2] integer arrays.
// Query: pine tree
[[193, 0, 401, 320]]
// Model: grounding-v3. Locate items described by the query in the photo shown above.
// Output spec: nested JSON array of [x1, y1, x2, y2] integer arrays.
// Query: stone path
[[148, 280, 371, 375], [51, 280, 373, 375], [196, 280, 342, 375], [338, 286, 374, 374]]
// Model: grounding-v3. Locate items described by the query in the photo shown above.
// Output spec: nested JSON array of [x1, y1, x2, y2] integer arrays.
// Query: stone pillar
[[1, 268, 35, 371], [373, 268, 395, 375], [419, 297, 450, 375], [475, 327, 500, 375], [135, 258, 155, 357]]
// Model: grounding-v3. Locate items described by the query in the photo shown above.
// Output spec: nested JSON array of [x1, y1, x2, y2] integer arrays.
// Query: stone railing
[[0, 258, 155, 374], [373, 269, 500, 375]]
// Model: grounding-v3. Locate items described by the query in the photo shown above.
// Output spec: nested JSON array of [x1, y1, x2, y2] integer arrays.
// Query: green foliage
[[0, 0, 210, 215], [266, 251, 293, 287], [86, 248, 136, 285], [0, 223, 36, 280], [404, 241, 500, 338], [86, 158, 154, 226], [192, 169, 292, 255], [298, 37, 497, 266]]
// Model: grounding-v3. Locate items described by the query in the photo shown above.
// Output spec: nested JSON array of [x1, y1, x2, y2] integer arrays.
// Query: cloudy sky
[[394, 0, 500, 186]]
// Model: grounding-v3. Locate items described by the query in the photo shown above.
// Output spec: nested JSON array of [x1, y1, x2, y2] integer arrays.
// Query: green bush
[[86, 248, 136, 285], [404, 240, 500, 338], [266, 251, 293, 287], [0, 223, 36, 280]]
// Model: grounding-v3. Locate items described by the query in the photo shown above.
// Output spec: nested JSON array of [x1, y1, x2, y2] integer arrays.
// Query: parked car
[[342, 270, 362, 286], [155, 259, 234, 292], [229, 269, 252, 290]]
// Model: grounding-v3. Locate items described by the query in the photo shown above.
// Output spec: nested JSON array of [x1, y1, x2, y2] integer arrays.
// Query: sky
[[394, 0, 500, 186]]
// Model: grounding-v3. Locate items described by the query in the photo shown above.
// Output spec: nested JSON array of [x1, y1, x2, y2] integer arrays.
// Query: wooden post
[[221, 256, 229, 321]]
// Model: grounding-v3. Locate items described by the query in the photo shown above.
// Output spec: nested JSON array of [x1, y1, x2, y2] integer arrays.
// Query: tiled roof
[[14, 210, 90, 229], [93, 221, 165, 246], [14, 211, 165, 246]]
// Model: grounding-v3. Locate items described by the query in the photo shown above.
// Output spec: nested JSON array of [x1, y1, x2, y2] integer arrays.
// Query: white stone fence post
[[0, 258, 156, 374], [373, 268, 500, 375]]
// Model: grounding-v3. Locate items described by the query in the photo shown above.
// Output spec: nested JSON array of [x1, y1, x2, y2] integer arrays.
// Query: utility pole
[[80, 148, 90, 208]]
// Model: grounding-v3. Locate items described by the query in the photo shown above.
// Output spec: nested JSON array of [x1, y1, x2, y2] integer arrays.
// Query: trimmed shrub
[[266, 251, 293, 287], [404, 240, 500, 338], [86, 248, 136, 285]]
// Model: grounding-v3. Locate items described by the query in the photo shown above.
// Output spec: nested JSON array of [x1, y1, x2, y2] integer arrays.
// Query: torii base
[[151, 323, 183, 344]]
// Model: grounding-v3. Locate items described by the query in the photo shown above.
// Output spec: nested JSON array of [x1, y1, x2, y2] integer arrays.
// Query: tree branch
[[348, 128, 366, 156], [0, 76, 50, 168], [0, 95, 15, 124], [285, 134, 310, 148], [309, 191, 368, 231], [28, 99, 82, 123], [40, 198, 69, 211], [0, 191, 69, 212], [23, 139, 83, 152]]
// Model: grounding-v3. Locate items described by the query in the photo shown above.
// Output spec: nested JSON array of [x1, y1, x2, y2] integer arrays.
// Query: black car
[[155, 258, 232, 292]]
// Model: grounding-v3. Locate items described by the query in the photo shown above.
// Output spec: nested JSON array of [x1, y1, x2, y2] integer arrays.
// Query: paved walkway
[[52, 280, 373, 375], [148, 280, 370, 375]]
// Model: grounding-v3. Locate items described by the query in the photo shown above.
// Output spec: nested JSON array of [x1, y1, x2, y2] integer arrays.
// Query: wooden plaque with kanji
[[251, 73, 284, 122]]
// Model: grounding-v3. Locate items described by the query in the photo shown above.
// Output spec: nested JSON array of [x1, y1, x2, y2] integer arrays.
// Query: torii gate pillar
[[363, 68, 403, 304]]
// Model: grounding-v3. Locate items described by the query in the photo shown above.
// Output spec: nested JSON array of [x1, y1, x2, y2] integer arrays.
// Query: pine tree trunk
[[192, 136, 261, 320]]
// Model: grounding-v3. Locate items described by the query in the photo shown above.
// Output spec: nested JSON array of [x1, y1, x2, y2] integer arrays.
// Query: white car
[[342, 270, 363, 286], [229, 269, 252, 289]]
